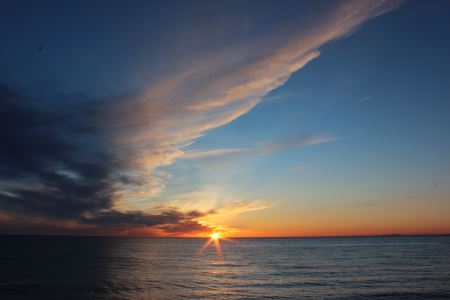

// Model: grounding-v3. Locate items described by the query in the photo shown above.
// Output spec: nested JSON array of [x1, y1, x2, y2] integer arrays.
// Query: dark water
[[1, 236, 449, 299]]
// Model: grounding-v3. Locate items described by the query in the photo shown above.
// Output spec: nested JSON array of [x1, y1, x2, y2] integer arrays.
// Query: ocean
[[1, 236, 449, 299]]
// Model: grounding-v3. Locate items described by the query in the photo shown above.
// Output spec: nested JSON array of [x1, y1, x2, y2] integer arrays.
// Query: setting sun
[[211, 233, 220, 240]]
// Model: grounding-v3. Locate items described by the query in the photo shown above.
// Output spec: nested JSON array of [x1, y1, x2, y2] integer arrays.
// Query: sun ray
[[196, 238, 213, 255], [196, 232, 236, 258], [213, 239, 222, 258]]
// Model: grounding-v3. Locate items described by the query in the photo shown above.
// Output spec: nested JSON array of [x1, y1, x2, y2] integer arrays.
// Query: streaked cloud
[[357, 96, 374, 103], [185, 148, 252, 160], [185, 133, 337, 161], [105, 1, 402, 213], [261, 134, 338, 155]]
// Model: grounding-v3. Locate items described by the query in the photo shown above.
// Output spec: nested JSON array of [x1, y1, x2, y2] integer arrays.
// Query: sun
[[211, 232, 220, 240]]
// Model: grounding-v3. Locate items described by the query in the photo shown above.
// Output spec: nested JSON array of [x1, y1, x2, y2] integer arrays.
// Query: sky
[[0, 0, 449, 237]]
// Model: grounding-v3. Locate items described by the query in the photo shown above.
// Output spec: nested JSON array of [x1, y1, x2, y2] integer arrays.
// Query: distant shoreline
[[1, 233, 449, 239]]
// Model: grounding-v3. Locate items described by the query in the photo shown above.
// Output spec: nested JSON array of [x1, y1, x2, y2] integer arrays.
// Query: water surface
[[1, 236, 449, 299]]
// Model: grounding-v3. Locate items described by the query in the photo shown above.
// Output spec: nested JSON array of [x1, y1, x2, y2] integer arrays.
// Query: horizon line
[[1, 233, 449, 239]]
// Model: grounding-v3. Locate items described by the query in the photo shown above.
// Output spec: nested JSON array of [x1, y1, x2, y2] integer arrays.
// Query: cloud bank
[[0, 0, 403, 235]]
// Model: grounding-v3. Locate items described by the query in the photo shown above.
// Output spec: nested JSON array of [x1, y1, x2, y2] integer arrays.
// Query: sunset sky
[[1, 0, 449, 237]]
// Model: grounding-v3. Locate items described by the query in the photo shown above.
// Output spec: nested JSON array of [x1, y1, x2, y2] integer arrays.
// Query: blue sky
[[0, 0, 449, 236]]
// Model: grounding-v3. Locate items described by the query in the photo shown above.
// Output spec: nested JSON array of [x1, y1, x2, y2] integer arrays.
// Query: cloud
[[0, 0, 403, 235], [161, 187, 274, 214], [357, 96, 374, 103], [185, 133, 337, 161], [0, 210, 212, 236], [157, 187, 275, 234], [213, 200, 276, 216], [0, 83, 210, 235], [109, 2, 402, 205], [261, 134, 338, 155], [184, 148, 252, 160], [80, 209, 212, 235], [0, 84, 113, 218]]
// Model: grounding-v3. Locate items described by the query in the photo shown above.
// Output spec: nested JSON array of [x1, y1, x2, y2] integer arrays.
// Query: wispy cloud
[[158, 187, 276, 234], [357, 96, 374, 103], [184, 148, 253, 160], [185, 133, 337, 161], [261, 134, 338, 155], [106, 1, 403, 213]]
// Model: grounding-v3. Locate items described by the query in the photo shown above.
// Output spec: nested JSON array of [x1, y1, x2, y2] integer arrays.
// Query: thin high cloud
[[357, 96, 374, 103], [0, 0, 403, 235], [185, 133, 338, 160], [262, 134, 338, 155]]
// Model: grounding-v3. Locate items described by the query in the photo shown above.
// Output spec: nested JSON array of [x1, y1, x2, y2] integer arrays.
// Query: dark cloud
[[0, 82, 208, 235], [0, 210, 212, 236], [80, 209, 211, 235]]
